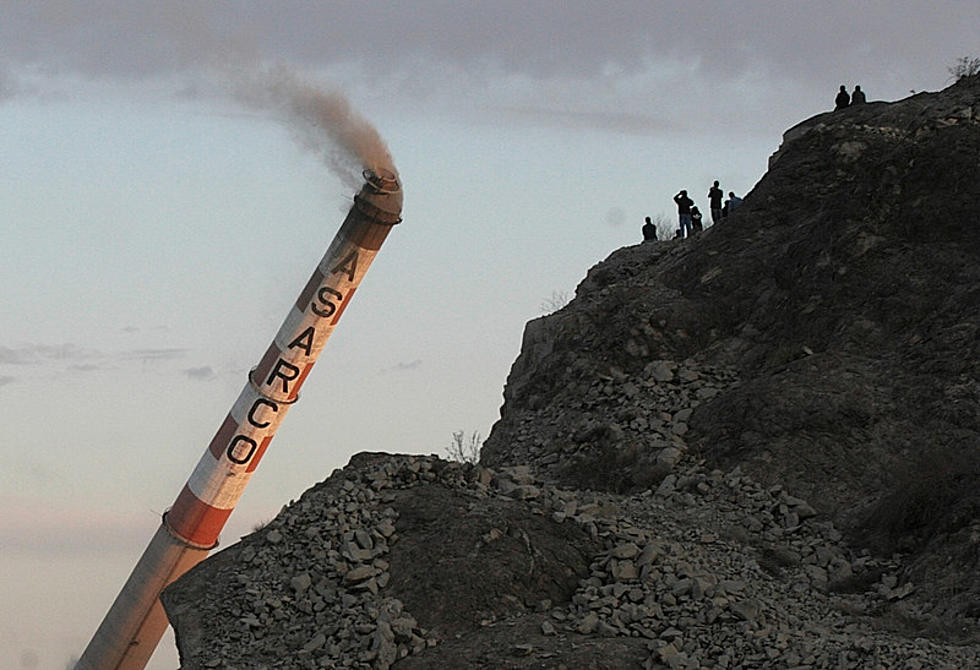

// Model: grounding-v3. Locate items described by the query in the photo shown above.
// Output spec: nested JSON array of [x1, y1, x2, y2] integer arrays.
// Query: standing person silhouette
[[708, 180, 724, 224], [835, 85, 850, 110], [673, 190, 694, 239], [851, 85, 866, 104]]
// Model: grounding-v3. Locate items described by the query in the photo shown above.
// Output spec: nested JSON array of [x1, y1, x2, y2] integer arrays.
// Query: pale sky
[[2, 2, 977, 668]]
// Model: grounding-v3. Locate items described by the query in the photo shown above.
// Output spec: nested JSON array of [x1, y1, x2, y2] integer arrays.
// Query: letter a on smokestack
[[77, 168, 402, 670]]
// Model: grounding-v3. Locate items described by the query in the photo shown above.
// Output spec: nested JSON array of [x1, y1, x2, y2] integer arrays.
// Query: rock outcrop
[[483, 72, 980, 625], [162, 75, 980, 668]]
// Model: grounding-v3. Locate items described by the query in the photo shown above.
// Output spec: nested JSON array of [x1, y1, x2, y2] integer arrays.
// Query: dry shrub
[[861, 437, 980, 551], [562, 442, 670, 494]]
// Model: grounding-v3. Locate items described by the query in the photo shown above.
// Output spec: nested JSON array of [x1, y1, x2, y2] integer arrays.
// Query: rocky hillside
[[482, 72, 980, 622], [162, 76, 980, 668]]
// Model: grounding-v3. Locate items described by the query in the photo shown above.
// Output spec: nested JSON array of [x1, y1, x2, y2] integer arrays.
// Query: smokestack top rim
[[362, 167, 400, 194]]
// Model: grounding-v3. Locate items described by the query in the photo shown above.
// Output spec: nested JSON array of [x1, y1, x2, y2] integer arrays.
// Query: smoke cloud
[[225, 64, 397, 190], [1, 3, 396, 191]]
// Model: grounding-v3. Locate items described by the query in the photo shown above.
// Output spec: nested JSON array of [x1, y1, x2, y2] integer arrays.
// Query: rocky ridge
[[484, 73, 980, 625], [163, 76, 980, 667]]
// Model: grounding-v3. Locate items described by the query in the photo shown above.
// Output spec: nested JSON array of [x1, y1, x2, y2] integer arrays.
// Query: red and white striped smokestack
[[77, 168, 402, 670]]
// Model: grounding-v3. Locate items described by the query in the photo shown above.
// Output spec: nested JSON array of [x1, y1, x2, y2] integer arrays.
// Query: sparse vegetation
[[649, 212, 676, 240], [540, 289, 572, 315], [948, 55, 980, 81], [446, 430, 482, 464], [562, 441, 668, 494], [861, 439, 980, 552]]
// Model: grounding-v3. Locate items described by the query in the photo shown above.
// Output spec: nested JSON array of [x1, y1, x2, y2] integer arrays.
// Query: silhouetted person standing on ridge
[[851, 85, 866, 104], [673, 190, 694, 239], [835, 85, 850, 110], [642, 216, 657, 242], [708, 180, 724, 224]]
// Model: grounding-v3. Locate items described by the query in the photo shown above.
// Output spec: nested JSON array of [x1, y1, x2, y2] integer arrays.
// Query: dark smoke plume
[[229, 64, 397, 190], [0, 4, 398, 190]]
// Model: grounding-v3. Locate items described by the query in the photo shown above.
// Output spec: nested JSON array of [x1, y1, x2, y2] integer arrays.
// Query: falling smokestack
[[77, 168, 402, 670]]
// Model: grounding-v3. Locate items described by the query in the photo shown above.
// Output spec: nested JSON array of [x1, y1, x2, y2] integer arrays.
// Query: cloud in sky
[[0, 63, 17, 100], [380, 359, 423, 374], [3, 3, 973, 78], [184, 365, 216, 381], [606, 207, 628, 228], [68, 363, 103, 372], [0, 2, 974, 148], [0, 343, 193, 377], [495, 105, 676, 135], [124, 347, 189, 362], [0, 343, 101, 366], [0, 347, 23, 364], [2, 2, 976, 105]]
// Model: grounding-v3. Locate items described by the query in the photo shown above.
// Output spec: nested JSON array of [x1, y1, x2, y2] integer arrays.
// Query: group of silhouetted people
[[643, 181, 741, 242], [634, 82, 879, 245], [834, 84, 866, 110], [639, 84, 873, 244]]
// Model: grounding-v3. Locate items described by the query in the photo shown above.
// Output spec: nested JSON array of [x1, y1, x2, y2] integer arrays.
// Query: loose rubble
[[164, 452, 980, 669]]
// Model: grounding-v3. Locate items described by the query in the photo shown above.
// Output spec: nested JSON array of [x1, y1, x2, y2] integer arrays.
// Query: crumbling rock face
[[483, 76, 980, 632], [385, 483, 598, 639]]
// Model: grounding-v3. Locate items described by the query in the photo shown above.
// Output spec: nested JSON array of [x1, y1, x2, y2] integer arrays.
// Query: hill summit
[[162, 75, 980, 669]]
